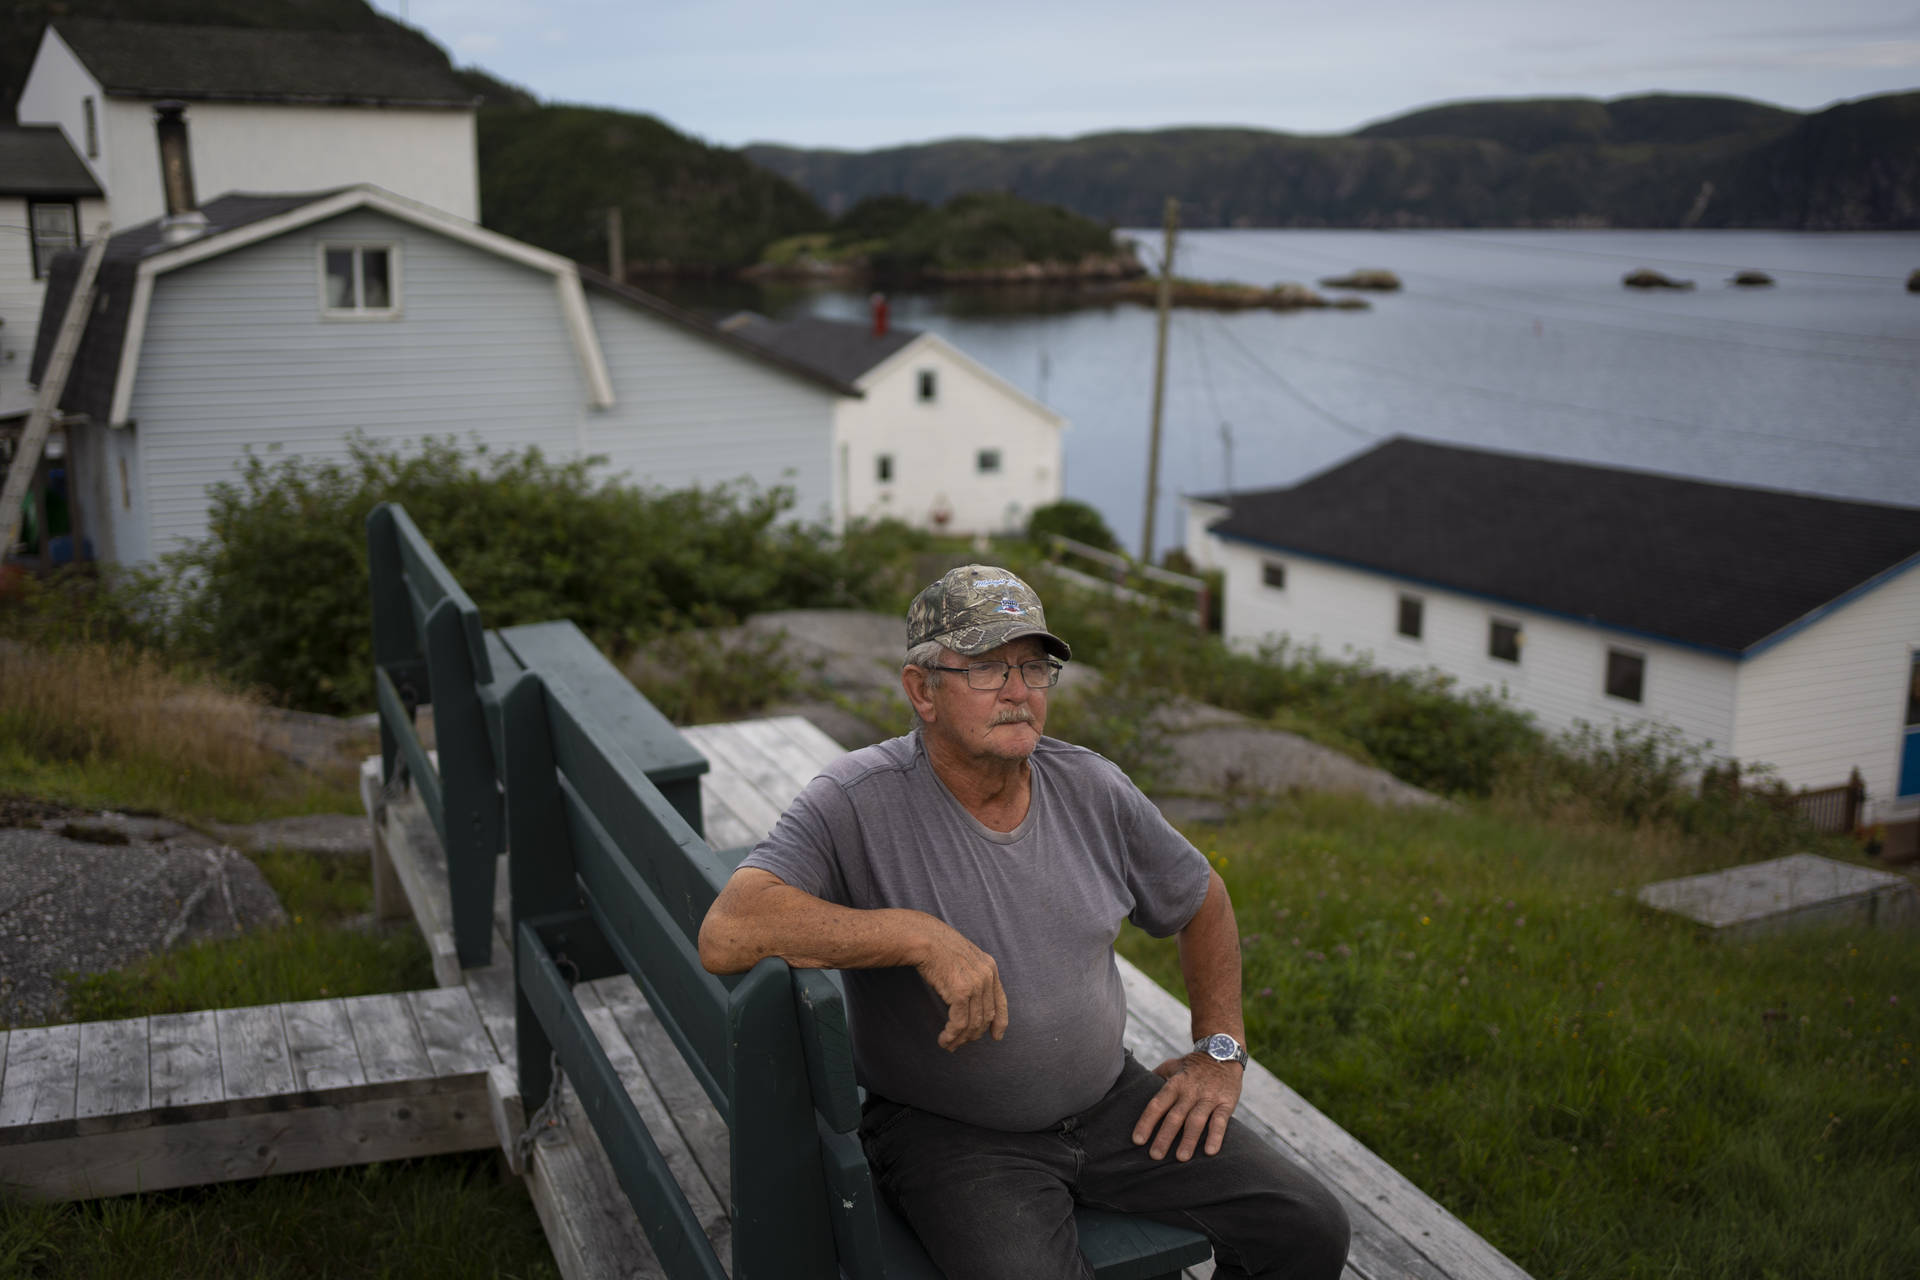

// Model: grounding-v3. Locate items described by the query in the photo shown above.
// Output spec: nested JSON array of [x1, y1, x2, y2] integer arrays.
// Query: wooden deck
[[2, 712, 1532, 1280]]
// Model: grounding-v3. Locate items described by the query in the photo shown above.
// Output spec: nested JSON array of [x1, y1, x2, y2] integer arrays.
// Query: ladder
[[2, 224, 111, 556]]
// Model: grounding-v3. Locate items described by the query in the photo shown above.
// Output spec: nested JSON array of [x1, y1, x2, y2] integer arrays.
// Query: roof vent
[[870, 292, 889, 339], [153, 101, 209, 244]]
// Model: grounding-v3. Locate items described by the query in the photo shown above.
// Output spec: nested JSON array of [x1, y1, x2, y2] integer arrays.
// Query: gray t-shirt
[[740, 730, 1209, 1132]]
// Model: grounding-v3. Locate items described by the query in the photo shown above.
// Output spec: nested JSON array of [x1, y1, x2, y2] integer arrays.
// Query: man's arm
[[698, 867, 1009, 1051], [1130, 868, 1246, 1160]]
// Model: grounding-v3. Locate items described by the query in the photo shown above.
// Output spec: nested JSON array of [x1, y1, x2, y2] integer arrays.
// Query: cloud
[[455, 33, 504, 56]]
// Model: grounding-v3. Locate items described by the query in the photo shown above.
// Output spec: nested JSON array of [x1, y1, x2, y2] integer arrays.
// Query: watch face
[[1204, 1033, 1237, 1059]]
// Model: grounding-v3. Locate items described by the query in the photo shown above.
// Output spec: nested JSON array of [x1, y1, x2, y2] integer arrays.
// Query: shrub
[[1027, 500, 1119, 553], [160, 436, 896, 714]]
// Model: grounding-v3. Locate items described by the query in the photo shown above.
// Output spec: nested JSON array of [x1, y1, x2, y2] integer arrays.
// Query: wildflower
[[1333, 943, 1352, 959], [1420, 916, 1431, 926], [1259, 987, 1274, 998]]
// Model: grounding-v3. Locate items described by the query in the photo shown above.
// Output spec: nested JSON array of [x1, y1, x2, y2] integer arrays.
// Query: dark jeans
[[861, 1055, 1350, 1280]]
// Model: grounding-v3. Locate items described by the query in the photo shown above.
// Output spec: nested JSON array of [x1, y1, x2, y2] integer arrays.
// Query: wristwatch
[[1193, 1032, 1250, 1068]]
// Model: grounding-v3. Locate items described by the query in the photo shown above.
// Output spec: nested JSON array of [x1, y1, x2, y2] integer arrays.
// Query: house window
[[876, 453, 894, 483], [83, 96, 98, 158], [29, 201, 78, 279], [976, 448, 1001, 474], [1262, 561, 1286, 590], [1397, 593, 1423, 639], [320, 244, 398, 316], [1605, 648, 1645, 703], [1489, 619, 1522, 663], [918, 370, 937, 402]]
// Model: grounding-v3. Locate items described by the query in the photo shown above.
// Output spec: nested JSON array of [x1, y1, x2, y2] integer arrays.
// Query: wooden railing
[[1795, 768, 1866, 835], [1044, 533, 1211, 631]]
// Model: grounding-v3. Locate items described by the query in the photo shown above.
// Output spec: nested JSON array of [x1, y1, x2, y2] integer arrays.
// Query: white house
[[0, 125, 108, 421], [1189, 437, 1920, 825], [16, 19, 480, 226], [29, 185, 853, 564], [726, 307, 1065, 537]]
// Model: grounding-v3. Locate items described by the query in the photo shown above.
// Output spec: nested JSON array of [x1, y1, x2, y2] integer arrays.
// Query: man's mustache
[[989, 707, 1037, 726]]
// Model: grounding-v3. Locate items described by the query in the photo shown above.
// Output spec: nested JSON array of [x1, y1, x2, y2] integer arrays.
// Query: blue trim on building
[[1739, 552, 1920, 659]]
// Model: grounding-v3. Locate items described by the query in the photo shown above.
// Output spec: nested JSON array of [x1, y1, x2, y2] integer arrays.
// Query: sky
[[367, 1, 1920, 150]]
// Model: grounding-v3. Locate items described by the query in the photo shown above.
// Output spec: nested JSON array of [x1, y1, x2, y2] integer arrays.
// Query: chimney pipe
[[153, 101, 208, 244], [870, 292, 889, 339]]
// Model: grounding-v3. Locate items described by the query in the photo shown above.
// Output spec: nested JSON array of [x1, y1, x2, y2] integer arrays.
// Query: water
[[653, 231, 1920, 556]]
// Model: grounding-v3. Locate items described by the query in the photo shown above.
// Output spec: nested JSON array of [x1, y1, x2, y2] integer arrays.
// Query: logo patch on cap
[[993, 597, 1026, 617]]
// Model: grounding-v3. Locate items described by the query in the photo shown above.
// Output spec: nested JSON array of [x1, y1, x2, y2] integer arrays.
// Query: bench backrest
[[367, 502, 505, 968], [502, 667, 883, 1280]]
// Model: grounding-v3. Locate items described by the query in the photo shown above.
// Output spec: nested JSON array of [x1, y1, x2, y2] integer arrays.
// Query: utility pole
[[606, 205, 624, 283], [1139, 196, 1178, 564]]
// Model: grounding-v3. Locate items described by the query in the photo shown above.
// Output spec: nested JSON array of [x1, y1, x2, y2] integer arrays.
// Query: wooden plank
[[677, 727, 786, 838], [150, 1011, 221, 1108], [700, 802, 759, 855], [282, 1000, 366, 1093], [683, 723, 791, 809], [726, 719, 831, 809], [217, 1006, 294, 1101], [522, 1075, 670, 1280], [464, 962, 520, 1071], [580, 983, 733, 1263], [0, 1024, 80, 1127], [74, 1018, 149, 1120], [0, 1074, 495, 1201], [406, 987, 498, 1077], [754, 714, 848, 770], [1118, 960, 1530, 1280], [592, 976, 732, 1211], [344, 994, 434, 1085]]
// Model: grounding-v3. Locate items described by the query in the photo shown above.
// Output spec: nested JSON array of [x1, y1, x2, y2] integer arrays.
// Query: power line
[[1202, 313, 1376, 441]]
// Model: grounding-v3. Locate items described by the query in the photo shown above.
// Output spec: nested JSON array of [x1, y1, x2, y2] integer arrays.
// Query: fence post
[[1846, 767, 1865, 833]]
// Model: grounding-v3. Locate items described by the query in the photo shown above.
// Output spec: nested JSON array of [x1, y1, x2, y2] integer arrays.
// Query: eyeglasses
[[927, 659, 1063, 691]]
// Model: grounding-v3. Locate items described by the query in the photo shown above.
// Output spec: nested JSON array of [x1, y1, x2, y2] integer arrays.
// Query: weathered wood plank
[[0, 1024, 80, 1127], [4, 1076, 494, 1201], [407, 987, 497, 1076], [1119, 961, 1530, 1280], [149, 1011, 221, 1108], [754, 714, 848, 770], [580, 983, 733, 1262], [75, 1018, 150, 1120], [676, 727, 786, 838], [464, 962, 520, 1071], [522, 1075, 672, 1280], [283, 1000, 366, 1093], [344, 993, 434, 1084], [725, 719, 830, 809], [700, 802, 759, 854], [217, 1006, 294, 1102], [593, 976, 732, 1212]]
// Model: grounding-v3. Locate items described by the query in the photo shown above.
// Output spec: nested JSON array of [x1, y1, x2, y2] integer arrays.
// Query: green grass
[[58, 849, 432, 1024], [0, 1155, 558, 1279], [1120, 794, 1920, 1280]]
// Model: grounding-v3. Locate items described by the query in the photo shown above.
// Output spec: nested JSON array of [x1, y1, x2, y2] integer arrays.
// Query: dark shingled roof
[[30, 192, 345, 424], [1206, 437, 1920, 654], [0, 125, 102, 198], [51, 19, 475, 107], [727, 315, 921, 386], [578, 271, 861, 397]]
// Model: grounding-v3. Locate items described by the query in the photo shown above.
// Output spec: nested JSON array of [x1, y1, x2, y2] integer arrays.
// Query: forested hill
[[2, 0, 828, 270], [746, 92, 1920, 230]]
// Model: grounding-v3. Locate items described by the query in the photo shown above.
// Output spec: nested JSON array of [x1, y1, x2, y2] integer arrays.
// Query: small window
[[876, 453, 894, 483], [918, 369, 937, 402], [1262, 561, 1286, 590], [320, 243, 398, 316], [83, 97, 98, 158], [976, 448, 1001, 474], [28, 201, 78, 279], [1397, 594, 1423, 639], [1606, 649, 1645, 703], [1489, 619, 1522, 664]]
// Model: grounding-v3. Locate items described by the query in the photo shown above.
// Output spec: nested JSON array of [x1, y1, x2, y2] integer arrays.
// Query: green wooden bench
[[498, 665, 1214, 1280], [366, 502, 709, 970]]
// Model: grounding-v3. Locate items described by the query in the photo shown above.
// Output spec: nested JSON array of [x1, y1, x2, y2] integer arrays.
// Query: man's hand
[[1131, 1052, 1244, 1160], [913, 918, 1009, 1051]]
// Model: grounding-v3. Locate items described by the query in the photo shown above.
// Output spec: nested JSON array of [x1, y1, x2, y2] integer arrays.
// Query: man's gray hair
[[906, 640, 948, 687]]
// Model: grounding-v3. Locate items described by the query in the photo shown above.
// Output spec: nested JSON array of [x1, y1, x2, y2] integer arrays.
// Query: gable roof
[[726, 315, 921, 386], [1203, 437, 1920, 655], [0, 125, 103, 199], [31, 186, 612, 425], [578, 272, 861, 397], [48, 19, 475, 108]]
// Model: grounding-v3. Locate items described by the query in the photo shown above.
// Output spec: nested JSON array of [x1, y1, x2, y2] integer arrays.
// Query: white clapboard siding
[[584, 295, 839, 528], [1214, 540, 1741, 749], [130, 207, 587, 559]]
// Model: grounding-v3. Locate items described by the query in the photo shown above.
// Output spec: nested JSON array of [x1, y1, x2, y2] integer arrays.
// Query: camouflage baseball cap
[[906, 564, 1071, 661]]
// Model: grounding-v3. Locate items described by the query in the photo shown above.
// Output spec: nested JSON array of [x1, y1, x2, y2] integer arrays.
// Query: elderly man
[[698, 565, 1349, 1279]]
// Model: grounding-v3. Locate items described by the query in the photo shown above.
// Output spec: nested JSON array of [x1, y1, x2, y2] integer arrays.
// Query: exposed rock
[[1730, 269, 1775, 286], [1623, 267, 1694, 289], [1318, 269, 1402, 291]]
